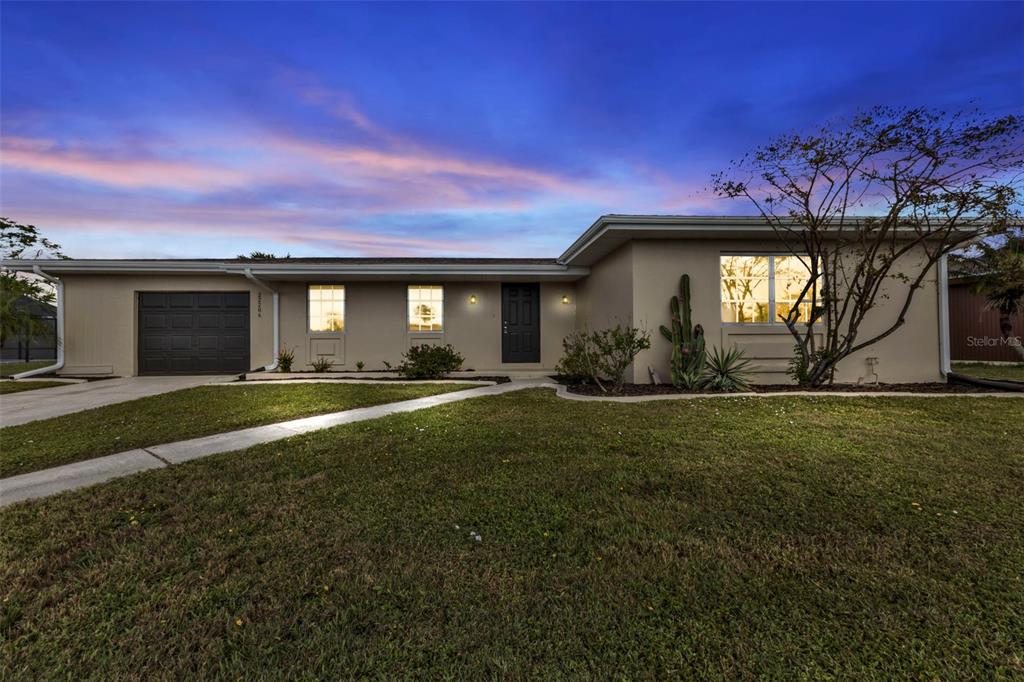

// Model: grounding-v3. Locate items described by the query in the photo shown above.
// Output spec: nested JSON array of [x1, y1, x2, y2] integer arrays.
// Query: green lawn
[[0, 382, 473, 477], [953, 361, 1024, 381], [2, 390, 1022, 679], [0, 361, 52, 378], [0, 380, 67, 395]]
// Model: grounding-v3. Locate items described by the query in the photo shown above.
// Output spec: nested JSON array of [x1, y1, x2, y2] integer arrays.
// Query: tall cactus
[[658, 274, 706, 388]]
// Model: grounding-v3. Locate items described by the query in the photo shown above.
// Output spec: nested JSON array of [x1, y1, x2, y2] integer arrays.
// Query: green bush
[[556, 325, 651, 394], [311, 357, 333, 373], [277, 347, 295, 372], [393, 344, 464, 379], [703, 346, 754, 392]]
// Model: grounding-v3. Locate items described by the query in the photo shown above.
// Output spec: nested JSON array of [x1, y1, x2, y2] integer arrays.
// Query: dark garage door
[[138, 292, 250, 375]]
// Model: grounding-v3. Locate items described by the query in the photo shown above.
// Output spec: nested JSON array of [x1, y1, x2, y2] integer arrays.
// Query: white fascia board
[[0, 259, 589, 279], [557, 216, 779, 264], [557, 215, 985, 266]]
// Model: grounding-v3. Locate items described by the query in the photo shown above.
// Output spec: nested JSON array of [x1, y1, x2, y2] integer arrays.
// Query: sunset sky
[[2, 2, 1022, 259]]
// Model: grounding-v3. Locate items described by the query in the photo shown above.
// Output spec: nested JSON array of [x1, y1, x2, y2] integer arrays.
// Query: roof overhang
[[558, 215, 785, 266], [0, 259, 590, 282], [558, 215, 985, 266]]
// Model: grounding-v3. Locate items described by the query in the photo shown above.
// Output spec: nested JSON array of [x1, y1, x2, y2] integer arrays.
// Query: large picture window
[[308, 284, 345, 332], [408, 285, 443, 332], [720, 255, 813, 324]]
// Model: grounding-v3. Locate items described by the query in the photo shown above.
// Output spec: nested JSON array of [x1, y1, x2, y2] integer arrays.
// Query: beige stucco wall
[[628, 239, 942, 384], [55, 238, 941, 384], [575, 242, 634, 330], [59, 275, 575, 376], [281, 281, 575, 372], [58, 274, 273, 377]]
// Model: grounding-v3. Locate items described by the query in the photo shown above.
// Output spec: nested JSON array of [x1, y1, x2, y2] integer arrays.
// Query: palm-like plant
[[703, 346, 754, 392]]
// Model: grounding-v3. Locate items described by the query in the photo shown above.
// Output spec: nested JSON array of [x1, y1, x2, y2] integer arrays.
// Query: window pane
[[308, 285, 345, 332], [774, 256, 814, 324], [720, 256, 770, 323], [408, 285, 443, 331], [774, 255, 811, 279], [775, 301, 813, 324]]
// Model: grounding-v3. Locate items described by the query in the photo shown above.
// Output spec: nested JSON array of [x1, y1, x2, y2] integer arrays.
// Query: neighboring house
[[0, 295, 57, 362], [948, 274, 1024, 362], [0, 216, 949, 383]]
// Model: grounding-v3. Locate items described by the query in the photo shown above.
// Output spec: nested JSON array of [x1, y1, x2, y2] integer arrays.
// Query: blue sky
[[2, 1, 1022, 258]]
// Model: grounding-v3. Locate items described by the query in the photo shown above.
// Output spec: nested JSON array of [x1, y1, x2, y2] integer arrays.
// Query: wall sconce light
[[469, 294, 478, 305], [561, 295, 571, 305]]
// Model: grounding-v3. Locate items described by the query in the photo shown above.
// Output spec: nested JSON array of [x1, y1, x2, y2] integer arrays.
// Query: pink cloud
[[1, 136, 254, 192], [5, 193, 487, 256], [1, 128, 613, 213]]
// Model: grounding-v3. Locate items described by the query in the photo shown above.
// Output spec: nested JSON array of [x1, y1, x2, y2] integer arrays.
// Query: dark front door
[[138, 292, 250, 374], [502, 283, 540, 363]]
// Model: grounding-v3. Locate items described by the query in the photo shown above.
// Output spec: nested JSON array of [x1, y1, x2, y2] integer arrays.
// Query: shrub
[[277, 347, 295, 373], [703, 346, 754, 392], [311, 357, 333, 373], [556, 325, 651, 394], [356, 360, 365, 371], [553, 333, 594, 383], [393, 344, 464, 379]]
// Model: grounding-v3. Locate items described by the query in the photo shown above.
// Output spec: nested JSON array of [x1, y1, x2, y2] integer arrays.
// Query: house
[[0, 295, 57, 362], [947, 272, 1024, 363], [0, 216, 950, 383]]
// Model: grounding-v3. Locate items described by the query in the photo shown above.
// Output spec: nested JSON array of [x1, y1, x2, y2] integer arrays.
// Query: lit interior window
[[408, 285, 443, 331], [720, 255, 814, 324], [720, 255, 770, 323], [308, 284, 345, 332]]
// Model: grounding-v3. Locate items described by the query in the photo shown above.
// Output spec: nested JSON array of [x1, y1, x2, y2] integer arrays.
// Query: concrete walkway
[[3, 378, 1021, 507], [0, 375, 236, 427], [0, 379, 545, 507]]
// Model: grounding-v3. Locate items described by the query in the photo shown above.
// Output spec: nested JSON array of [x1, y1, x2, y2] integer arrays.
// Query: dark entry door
[[138, 292, 250, 374], [501, 283, 540, 363]]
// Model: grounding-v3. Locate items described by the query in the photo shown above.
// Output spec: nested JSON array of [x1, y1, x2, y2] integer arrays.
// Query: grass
[[953, 361, 1024, 381], [0, 380, 67, 395], [0, 382, 473, 477], [1, 389, 1022, 678], [0, 361, 52, 378]]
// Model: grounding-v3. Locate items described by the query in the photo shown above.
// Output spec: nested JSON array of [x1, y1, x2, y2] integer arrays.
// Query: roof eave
[[557, 215, 781, 265], [0, 259, 590, 281]]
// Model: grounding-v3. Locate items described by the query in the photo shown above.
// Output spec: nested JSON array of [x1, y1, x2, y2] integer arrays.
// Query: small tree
[[0, 218, 66, 350], [556, 326, 651, 393], [712, 107, 1023, 386]]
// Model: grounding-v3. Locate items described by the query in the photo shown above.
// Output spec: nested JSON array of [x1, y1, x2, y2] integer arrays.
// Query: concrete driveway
[[0, 376, 235, 427]]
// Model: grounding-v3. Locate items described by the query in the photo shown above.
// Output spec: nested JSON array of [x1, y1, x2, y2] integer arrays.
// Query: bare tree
[[712, 107, 1023, 386]]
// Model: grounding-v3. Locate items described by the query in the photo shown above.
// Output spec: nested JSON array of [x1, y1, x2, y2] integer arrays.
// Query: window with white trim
[[720, 255, 813, 324], [408, 285, 443, 332], [308, 284, 345, 332]]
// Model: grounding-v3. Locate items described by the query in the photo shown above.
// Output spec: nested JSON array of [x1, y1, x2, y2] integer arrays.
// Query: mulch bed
[[246, 374, 512, 384], [561, 381, 1018, 396]]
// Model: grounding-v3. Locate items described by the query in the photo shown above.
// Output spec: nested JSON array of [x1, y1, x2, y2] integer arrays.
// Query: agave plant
[[703, 346, 754, 392]]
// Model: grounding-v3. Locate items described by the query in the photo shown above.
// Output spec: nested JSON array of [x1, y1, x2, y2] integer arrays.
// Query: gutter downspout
[[243, 268, 279, 371], [937, 254, 951, 378], [12, 266, 65, 379]]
